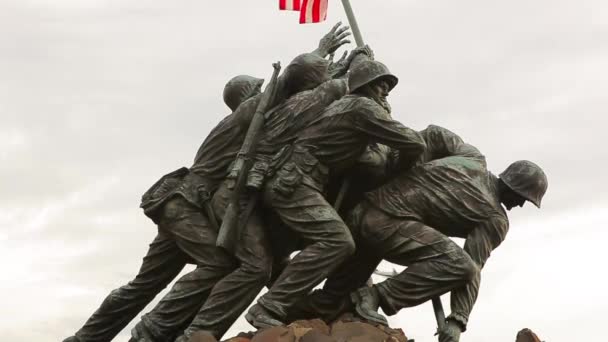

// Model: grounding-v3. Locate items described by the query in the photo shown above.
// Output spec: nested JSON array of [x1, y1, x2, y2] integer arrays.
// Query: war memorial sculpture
[[62, 2, 549, 342]]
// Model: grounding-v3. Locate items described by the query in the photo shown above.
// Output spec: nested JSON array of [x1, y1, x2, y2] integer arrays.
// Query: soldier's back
[[366, 155, 505, 238]]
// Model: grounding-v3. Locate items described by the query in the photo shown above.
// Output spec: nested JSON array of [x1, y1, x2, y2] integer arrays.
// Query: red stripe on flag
[[280, 0, 301, 11], [299, 0, 307, 20], [299, 0, 309, 23], [299, 0, 327, 24], [312, 0, 320, 22]]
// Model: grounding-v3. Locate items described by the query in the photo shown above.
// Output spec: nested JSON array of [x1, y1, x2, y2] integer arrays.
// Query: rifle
[[432, 296, 446, 339], [216, 62, 282, 252]]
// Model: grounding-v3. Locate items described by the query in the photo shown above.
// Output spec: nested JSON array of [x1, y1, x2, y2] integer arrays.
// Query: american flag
[[279, 0, 301, 11], [279, 0, 328, 24]]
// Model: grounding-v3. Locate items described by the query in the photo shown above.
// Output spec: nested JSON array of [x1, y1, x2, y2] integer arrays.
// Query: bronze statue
[[171, 45, 369, 342], [61, 18, 550, 342], [63, 24, 353, 342], [245, 59, 427, 329], [282, 126, 548, 342]]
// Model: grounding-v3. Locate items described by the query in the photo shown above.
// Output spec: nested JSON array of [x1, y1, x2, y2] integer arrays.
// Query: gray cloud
[[1, 0, 606, 341]]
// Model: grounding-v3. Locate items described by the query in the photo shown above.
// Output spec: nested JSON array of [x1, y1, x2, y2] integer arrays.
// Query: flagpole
[[340, 0, 364, 47], [333, 0, 363, 210]]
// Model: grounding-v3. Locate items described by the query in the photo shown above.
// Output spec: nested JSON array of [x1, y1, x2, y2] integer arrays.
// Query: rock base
[[187, 314, 545, 342], [223, 313, 409, 342]]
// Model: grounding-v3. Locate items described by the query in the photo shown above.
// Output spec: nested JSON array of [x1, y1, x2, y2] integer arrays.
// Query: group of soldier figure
[[64, 23, 548, 342]]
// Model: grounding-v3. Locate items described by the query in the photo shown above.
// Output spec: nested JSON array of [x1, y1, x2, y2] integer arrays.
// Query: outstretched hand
[[438, 320, 462, 342], [315, 22, 352, 58], [342, 44, 374, 66], [352, 44, 374, 60], [327, 44, 375, 78]]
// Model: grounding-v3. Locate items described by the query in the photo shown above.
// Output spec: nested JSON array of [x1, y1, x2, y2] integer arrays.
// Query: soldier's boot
[[245, 303, 285, 329], [351, 286, 388, 326]]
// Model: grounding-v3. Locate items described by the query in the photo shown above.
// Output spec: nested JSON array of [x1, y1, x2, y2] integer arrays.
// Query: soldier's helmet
[[348, 60, 398, 94], [499, 160, 548, 208], [282, 53, 330, 96], [223, 75, 264, 111]]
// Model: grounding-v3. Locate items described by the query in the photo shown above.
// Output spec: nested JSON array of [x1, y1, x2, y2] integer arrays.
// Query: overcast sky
[[1, 0, 607, 341]]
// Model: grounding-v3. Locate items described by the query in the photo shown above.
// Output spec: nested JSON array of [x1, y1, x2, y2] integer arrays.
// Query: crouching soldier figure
[[286, 126, 548, 342]]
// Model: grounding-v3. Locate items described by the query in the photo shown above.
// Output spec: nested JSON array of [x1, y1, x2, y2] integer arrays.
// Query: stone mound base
[[187, 313, 544, 342], [190, 313, 409, 342], [228, 313, 409, 342]]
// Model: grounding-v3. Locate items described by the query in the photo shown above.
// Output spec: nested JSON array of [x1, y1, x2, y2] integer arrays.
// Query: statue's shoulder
[[337, 94, 380, 111], [344, 94, 374, 105]]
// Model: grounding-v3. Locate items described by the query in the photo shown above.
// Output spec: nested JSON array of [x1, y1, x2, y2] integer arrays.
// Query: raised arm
[[419, 125, 485, 163], [354, 101, 426, 169]]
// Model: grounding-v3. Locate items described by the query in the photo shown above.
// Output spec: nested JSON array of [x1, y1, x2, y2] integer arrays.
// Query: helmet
[[223, 75, 264, 111], [499, 160, 548, 208], [282, 53, 330, 96], [348, 60, 398, 94]]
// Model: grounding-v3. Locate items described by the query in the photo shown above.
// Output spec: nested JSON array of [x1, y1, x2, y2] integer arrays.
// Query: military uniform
[[253, 64, 427, 322], [130, 98, 267, 342], [69, 76, 264, 342], [134, 54, 348, 342], [176, 54, 349, 339], [285, 126, 511, 331], [66, 27, 375, 341]]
